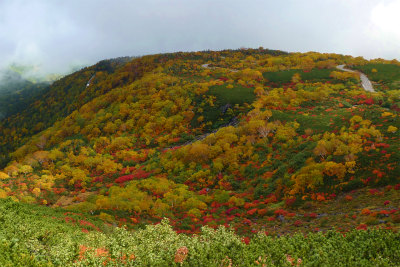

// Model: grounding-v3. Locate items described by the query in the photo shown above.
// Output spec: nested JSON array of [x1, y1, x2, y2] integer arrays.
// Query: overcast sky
[[1, 0, 400, 75]]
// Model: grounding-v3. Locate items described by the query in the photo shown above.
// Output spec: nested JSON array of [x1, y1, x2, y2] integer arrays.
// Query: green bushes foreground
[[0, 198, 399, 267]]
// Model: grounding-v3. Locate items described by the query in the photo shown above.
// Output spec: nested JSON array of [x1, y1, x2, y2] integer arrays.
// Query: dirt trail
[[336, 65, 375, 92]]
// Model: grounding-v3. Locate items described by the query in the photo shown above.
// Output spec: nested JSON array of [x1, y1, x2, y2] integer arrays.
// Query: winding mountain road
[[336, 65, 375, 92]]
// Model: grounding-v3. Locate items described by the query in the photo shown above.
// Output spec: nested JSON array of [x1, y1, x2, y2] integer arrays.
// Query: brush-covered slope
[[0, 49, 400, 237], [1, 198, 399, 266]]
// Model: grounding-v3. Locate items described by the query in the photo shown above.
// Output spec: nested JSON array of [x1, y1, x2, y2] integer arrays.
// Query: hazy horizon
[[1, 0, 400, 76]]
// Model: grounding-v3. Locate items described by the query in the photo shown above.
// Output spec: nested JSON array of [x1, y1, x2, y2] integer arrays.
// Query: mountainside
[[0, 56, 136, 167], [0, 48, 400, 265], [0, 68, 50, 120]]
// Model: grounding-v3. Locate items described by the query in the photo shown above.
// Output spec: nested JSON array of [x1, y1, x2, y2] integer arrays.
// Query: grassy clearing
[[353, 64, 400, 89], [192, 83, 255, 130], [271, 108, 352, 134], [209, 84, 256, 105]]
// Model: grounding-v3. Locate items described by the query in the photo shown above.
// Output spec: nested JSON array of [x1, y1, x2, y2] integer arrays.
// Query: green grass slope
[[353, 63, 400, 90]]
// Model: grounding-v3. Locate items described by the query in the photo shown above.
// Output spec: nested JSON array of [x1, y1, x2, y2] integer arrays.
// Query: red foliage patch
[[242, 236, 250, 245], [368, 189, 382, 195], [356, 224, 368, 230], [294, 220, 303, 227], [115, 174, 134, 183], [285, 197, 297, 207], [285, 212, 296, 218], [344, 195, 353, 201], [115, 168, 150, 183], [364, 98, 374, 105], [247, 208, 258, 216], [274, 209, 288, 216]]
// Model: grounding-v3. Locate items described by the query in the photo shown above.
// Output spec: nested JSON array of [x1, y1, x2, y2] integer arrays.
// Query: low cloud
[[0, 0, 399, 77]]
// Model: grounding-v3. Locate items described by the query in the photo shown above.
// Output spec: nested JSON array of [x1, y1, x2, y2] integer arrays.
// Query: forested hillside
[[0, 57, 136, 167], [0, 68, 50, 120], [0, 48, 400, 265]]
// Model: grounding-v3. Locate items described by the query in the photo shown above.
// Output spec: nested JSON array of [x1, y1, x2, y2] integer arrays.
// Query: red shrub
[[274, 209, 288, 216], [115, 174, 134, 183], [198, 188, 208, 195], [225, 207, 238, 215], [285, 212, 296, 218], [285, 197, 296, 207], [247, 208, 258, 216], [361, 209, 371, 215], [379, 210, 390, 216], [244, 202, 256, 209], [344, 195, 353, 201], [364, 98, 374, 105], [115, 168, 150, 183], [328, 193, 337, 200], [242, 237, 250, 245], [294, 220, 303, 227], [257, 209, 268, 216], [242, 218, 252, 225], [264, 194, 277, 204], [356, 224, 368, 230], [133, 169, 150, 179], [368, 189, 381, 195]]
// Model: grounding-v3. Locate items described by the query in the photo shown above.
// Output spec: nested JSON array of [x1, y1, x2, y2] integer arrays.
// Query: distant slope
[[0, 56, 143, 167], [0, 69, 50, 119], [1, 48, 399, 237]]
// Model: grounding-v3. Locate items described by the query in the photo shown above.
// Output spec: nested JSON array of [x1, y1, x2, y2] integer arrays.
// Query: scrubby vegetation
[[0, 199, 399, 266], [0, 48, 400, 265]]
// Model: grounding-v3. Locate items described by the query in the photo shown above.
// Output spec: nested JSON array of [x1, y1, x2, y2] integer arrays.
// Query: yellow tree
[[0, 172, 9, 179], [290, 159, 325, 195], [185, 143, 210, 163], [323, 162, 346, 180], [291, 73, 301, 83]]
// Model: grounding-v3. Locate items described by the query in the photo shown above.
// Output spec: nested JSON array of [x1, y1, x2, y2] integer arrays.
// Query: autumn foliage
[[0, 49, 399, 234]]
